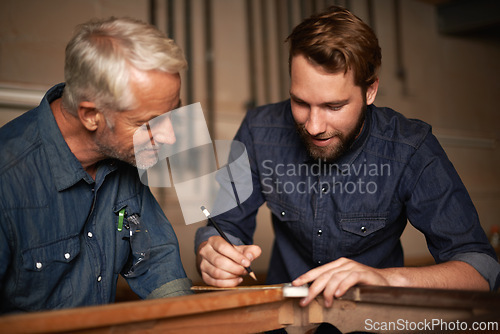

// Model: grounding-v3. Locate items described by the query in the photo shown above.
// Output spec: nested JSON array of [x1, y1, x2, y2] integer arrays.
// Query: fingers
[[292, 257, 352, 286], [293, 258, 389, 307], [199, 237, 247, 277], [201, 268, 243, 287], [198, 236, 261, 287], [298, 269, 336, 307], [242, 244, 262, 263]]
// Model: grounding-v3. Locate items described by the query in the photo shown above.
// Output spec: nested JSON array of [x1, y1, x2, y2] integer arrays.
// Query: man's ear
[[78, 102, 101, 131], [366, 79, 379, 105]]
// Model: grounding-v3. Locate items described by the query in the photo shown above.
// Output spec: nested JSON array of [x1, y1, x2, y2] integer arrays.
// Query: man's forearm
[[381, 261, 489, 291]]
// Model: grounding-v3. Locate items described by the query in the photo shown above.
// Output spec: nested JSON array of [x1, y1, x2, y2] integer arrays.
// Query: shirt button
[[87, 232, 93, 238], [97, 276, 102, 282], [281, 211, 285, 217], [64, 253, 71, 260], [317, 260, 322, 264], [317, 229, 323, 236], [36, 262, 43, 269], [361, 226, 367, 233], [321, 187, 327, 193]]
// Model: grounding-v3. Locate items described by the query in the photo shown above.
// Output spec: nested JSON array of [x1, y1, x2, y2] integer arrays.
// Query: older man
[[0, 17, 191, 313]]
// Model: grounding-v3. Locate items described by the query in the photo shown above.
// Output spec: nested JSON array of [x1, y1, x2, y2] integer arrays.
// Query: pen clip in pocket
[[122, 213, 152, 278]]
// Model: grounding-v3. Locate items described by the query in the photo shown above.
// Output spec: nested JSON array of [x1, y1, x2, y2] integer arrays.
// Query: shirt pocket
[[267, 199, 306, 239], [338, 212, 387, 256], [112, 199, 141, 273], [16, 235, 80, 310], [267, 200, 301, 223]]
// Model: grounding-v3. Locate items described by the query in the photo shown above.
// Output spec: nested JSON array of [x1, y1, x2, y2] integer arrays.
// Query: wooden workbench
[[0, 285, 499, 333]]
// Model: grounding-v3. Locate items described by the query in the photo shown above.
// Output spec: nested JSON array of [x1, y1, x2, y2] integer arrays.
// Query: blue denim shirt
[[196, 100, 500, 290], [0, 84, 192, 314]]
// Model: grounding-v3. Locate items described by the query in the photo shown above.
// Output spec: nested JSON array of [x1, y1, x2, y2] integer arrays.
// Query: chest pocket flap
[[267, 200, 300, 222], [337, 212, 388, 256], [22, 235, 80, 271], [339, 212, 387, 236]]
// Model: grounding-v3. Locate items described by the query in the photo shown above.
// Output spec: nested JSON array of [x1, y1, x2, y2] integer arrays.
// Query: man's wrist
[[381, 267, 412, 287]]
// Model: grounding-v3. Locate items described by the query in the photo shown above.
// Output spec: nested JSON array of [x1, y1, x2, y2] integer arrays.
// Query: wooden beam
[[0, 289, 285, 333], [1, 285, 499, 333]]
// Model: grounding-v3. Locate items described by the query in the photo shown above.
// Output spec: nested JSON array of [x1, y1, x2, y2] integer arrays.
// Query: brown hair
[[286, 6, 381, 91]]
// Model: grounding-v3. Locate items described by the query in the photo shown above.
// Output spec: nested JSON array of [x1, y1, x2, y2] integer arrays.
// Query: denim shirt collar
[[37, 83, 117, 191]]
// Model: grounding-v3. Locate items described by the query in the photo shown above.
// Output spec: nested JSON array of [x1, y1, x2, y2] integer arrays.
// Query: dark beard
[[295, 105, 366, 163]]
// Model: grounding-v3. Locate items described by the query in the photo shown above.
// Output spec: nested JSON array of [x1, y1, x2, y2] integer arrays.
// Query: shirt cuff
[[194, 226, 244, 254], [146, 277, 193, 299], [450, 252, 500, 291]]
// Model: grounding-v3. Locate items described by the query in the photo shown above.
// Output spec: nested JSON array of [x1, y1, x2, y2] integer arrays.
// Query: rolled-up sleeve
[[451, 252, 500, 291]]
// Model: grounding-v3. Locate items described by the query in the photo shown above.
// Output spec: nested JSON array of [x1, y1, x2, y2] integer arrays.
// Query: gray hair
[[62, 17, 187, 115]]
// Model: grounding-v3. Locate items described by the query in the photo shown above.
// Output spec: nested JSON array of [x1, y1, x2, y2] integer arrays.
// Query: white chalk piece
[[282, 283, 309, 298]]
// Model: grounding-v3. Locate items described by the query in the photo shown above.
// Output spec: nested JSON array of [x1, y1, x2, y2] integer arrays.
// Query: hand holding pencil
[[197, 206, 262, 286]]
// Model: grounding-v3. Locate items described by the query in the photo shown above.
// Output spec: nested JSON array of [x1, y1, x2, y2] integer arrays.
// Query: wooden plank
[[341, 286, 500, 311], [191, 283, 309, 297], [92, 299, 290, 334], [2, 285, 499, 334], [322, 298, 474, 334], [325, 286, 500, 333], [0, 288, 285, 334], [190, 284, 284, 291]]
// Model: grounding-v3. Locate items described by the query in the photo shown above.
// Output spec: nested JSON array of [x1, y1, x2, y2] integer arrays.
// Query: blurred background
[[1, 0, 499, 288]]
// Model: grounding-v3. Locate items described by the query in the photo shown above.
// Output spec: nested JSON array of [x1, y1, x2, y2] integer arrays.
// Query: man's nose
[[150, 116, 176, 145], [304, 107, 326, 136]]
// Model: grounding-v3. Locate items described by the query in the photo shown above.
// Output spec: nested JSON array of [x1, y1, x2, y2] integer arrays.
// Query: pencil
[[200, 206, 257, 281]]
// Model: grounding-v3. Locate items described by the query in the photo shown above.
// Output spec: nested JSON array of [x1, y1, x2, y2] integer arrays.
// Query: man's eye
[[293, 100, 308, 107], [327, 105, 343, 111]]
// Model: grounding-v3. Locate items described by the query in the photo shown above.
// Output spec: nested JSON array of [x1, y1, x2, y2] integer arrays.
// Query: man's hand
[[292, 257, 490, 308], [197, 236, 262, 287], [292, 257, 390, 307]]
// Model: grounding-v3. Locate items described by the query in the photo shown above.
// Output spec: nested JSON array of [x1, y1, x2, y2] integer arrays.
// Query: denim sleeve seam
[[0, 141, 42, 177]]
